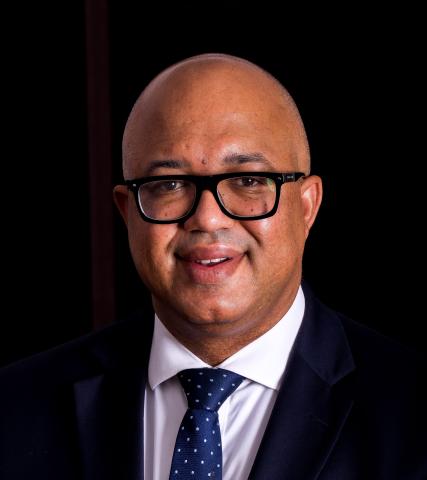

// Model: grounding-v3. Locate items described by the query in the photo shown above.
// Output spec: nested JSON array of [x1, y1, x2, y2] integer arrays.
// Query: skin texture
[[114, 54, 322, 365]]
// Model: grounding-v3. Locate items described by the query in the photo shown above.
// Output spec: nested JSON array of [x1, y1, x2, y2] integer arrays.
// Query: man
[[1, 54, 425, 479]]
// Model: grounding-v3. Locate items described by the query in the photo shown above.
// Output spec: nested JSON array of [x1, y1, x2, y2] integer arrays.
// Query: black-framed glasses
[[125, 171, 305, 224]]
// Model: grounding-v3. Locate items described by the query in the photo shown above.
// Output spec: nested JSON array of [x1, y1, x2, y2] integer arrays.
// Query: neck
[[171, 328, 266, 366]]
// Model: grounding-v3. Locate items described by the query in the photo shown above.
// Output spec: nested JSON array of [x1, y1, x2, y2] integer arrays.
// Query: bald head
[[122, 53, 310, 178]]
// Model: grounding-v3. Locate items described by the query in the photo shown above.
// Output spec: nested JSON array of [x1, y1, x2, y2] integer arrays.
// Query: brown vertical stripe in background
[[85, 0, 115, 329]]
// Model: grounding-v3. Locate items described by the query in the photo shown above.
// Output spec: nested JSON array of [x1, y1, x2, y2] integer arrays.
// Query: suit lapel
[[74, 368, 145, 480], [250, 286, 356, 480], [73, 315, 152, 480]]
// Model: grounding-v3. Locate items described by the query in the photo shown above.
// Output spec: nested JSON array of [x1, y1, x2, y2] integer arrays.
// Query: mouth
[[176, 246, 245, 284]]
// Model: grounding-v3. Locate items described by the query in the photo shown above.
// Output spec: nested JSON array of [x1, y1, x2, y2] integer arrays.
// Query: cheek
[[128, 220, 177, 286], [246, 197, 306, 262]]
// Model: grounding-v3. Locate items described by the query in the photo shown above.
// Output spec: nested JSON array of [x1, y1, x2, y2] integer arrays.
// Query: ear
[[113, 185, 130, 227], [300, 175, 323, 238]]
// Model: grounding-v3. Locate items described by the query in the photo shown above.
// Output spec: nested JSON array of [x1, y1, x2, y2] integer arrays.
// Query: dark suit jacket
[[1, 286, 426, 479]]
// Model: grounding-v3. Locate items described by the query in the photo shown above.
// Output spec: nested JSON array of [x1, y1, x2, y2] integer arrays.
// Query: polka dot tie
[[169, 368, 245, 479]]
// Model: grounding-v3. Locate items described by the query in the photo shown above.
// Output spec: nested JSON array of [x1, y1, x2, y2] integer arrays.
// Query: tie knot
[[178, 368, 244, 411]]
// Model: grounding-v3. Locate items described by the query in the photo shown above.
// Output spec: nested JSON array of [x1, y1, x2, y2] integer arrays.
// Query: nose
[[183, 190, 235, 233]]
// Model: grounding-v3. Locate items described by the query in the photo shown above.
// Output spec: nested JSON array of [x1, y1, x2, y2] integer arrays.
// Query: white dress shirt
[[144, 286, 305, 480]]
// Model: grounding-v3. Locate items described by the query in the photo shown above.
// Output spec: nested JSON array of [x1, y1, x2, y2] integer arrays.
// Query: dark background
[[2, 3, 425, 367]]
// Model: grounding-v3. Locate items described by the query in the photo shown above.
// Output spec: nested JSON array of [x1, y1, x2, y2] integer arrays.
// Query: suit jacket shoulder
[[250, 285, 427, 480], [0, 312, 153, 480]]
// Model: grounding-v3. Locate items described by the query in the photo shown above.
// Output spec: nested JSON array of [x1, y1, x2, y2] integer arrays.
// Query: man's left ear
[[113, 185, 130, 227], [300, 175, 323, 237]]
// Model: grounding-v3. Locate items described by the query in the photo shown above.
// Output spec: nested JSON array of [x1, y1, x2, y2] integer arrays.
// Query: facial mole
[[201, 158, 208, 165]]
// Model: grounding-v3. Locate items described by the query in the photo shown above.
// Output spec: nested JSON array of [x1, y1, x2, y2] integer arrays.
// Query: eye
[[233, 176, 270, 188], [158, 180, 184, 192], [145, 179, 186, 195], [238, 177, 260, 187]]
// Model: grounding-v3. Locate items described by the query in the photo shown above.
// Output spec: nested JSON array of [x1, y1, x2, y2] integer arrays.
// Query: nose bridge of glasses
[[192, 175, 223, 205], [189, 175, 228, 217], [194, 175, 221, 194]]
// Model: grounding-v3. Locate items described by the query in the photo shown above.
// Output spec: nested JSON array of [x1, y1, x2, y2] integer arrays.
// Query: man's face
[[115, 66, 320, 342]]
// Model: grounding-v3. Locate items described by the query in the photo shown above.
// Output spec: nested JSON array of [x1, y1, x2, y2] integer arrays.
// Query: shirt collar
[[148, 286, 305, 391]]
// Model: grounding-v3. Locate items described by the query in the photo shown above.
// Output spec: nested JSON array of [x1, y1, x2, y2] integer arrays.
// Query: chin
[[180, 296, 246, 326], [153, 283, 254, 325]]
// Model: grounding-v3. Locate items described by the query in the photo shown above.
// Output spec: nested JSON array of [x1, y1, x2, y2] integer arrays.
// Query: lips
[[176, 246, 245, 284]]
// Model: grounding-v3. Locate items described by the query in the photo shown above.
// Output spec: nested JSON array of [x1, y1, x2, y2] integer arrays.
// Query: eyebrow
[[222, 152, 272, 167], [146, 159, 192, 175], [145, 152, 272, 175]]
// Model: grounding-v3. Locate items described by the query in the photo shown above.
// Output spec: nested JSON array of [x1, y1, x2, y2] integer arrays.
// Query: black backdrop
[[2, 3, 425, 366]]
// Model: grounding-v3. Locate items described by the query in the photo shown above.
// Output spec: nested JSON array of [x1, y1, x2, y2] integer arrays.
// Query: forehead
[[127, 118, 297, 177], [123, 65, 300, 176]]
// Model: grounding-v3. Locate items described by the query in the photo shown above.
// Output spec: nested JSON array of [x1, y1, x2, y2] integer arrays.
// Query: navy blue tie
[[169, 368, 245, 479]]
